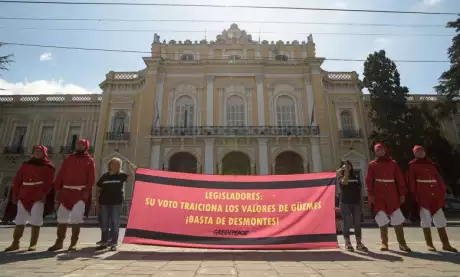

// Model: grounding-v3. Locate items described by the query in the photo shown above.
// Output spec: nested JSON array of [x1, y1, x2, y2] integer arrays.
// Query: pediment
[[102, 151, 130, 162], [341, 150, 366, 160]]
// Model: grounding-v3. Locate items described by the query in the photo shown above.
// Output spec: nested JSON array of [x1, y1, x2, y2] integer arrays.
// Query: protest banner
[[123, 169, 338, 250]]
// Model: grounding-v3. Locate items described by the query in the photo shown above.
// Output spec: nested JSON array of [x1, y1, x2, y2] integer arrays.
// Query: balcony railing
[[339, 129, 363, 139], [32, 146, 53, 154], [3, 146, 26, 154], [105, 132, 130, 141], [151, 126, 320, 137], [60, 146, 95, 154]]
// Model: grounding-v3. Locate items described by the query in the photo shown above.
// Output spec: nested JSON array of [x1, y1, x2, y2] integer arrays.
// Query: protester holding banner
[[4, 145, 55, 252], [337, 160, 368, 252], [95, 157, 136, 251], [407, 145, 457, 252], [366, 143, 411, 252], [48, 139, 95, 252]]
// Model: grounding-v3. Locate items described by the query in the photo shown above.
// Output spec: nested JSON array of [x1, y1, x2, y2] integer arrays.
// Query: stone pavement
[[0, 226, 459, 277], [0, 241, 459, 277]]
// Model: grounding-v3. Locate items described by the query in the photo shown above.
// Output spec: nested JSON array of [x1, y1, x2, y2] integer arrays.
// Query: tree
[[0, 42, 13, 72], [363, 50, 413, 168], [435, 16, 460, 115]]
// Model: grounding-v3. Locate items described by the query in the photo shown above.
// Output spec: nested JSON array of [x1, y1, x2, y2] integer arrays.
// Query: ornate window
[[174, 95, 194, 127], [41, 126, 54, 146], [180, 54, 195, 61], [340, 111, 354, 130], [275, 54, 288, 61], [226, 95, 245, 126], [276, 96, 296, 126], [12, 127, 27, 147], [112, 111, 127, 133]]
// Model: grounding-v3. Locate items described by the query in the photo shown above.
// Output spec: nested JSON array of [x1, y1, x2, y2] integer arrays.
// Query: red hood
[[74, 139, 91, 157], [374, 142, 393, 161], [26, 145, 54, 168]]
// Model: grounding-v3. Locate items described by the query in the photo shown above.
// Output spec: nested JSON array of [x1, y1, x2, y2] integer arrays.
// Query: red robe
[[55, 139, 95, 215], [12, 146, 55, 213], [407, 157, 446, 215], [366, 156, 407, 215]]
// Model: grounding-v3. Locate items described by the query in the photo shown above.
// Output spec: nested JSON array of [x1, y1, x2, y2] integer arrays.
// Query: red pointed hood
[[73, 139, 92, 158], [374, 142, 392, 161], [409, 145, 434, 165], [78, 139, 90, 151], [26, 144, 55, 168]]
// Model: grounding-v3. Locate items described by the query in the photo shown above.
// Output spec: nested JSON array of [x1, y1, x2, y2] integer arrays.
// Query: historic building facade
[[0, 94, 101, 203], [93, 24, 371, 198], [3, 24, 416, 206]]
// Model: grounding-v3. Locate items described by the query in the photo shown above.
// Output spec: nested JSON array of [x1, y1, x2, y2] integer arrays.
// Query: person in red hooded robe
[[48, 139, 95, 252], [407, 145, 457, 252], [4, 145, 55, 252], [365, 143, 411, 252]]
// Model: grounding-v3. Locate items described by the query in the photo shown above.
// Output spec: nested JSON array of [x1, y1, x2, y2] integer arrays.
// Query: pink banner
[[123, 169, 338, 250]]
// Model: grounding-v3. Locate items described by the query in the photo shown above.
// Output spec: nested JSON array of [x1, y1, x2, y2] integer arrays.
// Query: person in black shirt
[[95, 157, 136, 251], [337, 160, 368, 252]]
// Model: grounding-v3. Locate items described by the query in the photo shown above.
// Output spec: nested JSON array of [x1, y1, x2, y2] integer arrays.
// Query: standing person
[[95, 157, 136, 251], [48, 139, 95, 252], [337, 160, 368, 252], [407, 145, 457, 252], [366, 143, 411, 252], [4, 145, 55, 252]]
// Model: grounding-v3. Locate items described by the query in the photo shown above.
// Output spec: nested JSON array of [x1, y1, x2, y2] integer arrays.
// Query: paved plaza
[[0, 225, 459, 277]]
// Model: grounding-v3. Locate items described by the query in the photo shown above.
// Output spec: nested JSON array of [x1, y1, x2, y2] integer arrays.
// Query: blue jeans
[[99, 205, 121, 246], [340, 203, 362, 239]]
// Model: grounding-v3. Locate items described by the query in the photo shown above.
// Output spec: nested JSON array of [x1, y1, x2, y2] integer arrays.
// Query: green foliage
[[363, 50, 460, 195], [363, 50, 412, 168], [435, 16, 460, 116], [0, 42, 13, 72]]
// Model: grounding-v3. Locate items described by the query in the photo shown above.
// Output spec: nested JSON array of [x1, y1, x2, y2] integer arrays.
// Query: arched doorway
[[222, 151, 251, 175], [169, 152, 198, 173], [274, 151, 304, 174]]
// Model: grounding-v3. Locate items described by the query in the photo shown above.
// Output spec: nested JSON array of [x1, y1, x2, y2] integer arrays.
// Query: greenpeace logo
[[213, 229, 249, 236]]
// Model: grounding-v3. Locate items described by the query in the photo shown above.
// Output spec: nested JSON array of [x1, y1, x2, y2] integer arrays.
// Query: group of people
[[2, 139, 135, 252], [2, 138, 458, 253], [338, 143, 457, 253]]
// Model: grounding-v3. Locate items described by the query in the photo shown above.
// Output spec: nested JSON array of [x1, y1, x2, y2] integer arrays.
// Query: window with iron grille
[[41, 126, 54, 146], [175, 95, 194, 127], [276, 96, 296, 127], [226, 95, 245, 127]]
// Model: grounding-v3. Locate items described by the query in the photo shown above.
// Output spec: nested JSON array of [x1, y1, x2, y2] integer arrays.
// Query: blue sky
[[0, 0, 458, 95]]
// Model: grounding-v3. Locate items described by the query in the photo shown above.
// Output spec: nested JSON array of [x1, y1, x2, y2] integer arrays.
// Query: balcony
[[3, 146, 26, 154], [60, 146, 94, 154], [105, 132, 130, 141], [339, 129, 363, 139], [150, 126, 320, 137], [31, 146, 53, 155], [60, 146, 75, 154]]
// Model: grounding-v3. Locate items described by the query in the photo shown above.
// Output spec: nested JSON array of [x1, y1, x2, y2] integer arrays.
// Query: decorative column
[[256, 75, 265, 126], [258, 138, 269, 175], [310, 137, 322, 172], [304, 74, 316, 126], [204, 138, 214, 174], [155, 73, 165, 127], [206, 75, 215, 126], [149, 139, 161, 169]]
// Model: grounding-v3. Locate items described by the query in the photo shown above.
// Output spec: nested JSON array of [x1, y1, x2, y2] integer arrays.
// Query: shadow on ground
[[389, 250, 460, 264], [0, 247, 99, 265], [103, 250, 403, 262]]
